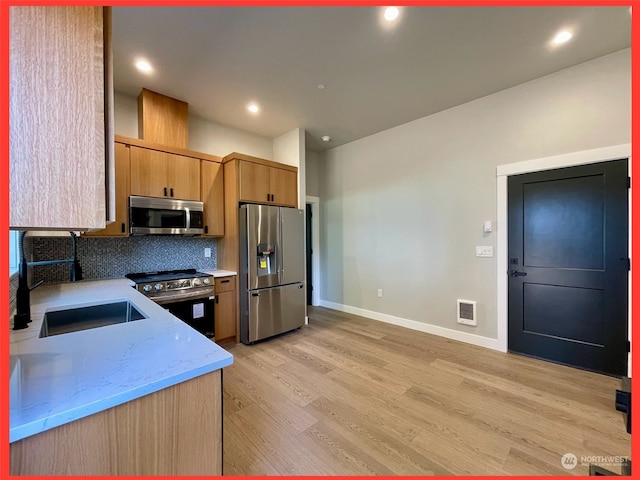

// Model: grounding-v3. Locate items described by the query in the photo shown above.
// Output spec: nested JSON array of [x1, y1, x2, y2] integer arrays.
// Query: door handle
[[510, 270, 527, 277]]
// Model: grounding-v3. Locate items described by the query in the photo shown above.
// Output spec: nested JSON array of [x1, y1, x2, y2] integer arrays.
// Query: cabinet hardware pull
[[204, 226, 209, 234], [267, 193, 270, 201], [221, 279, 230, 283], [170, 188, 174, 197], [121, 223, 125, 233], [216, 296, 219, 304], [164, 187, 167, 196]]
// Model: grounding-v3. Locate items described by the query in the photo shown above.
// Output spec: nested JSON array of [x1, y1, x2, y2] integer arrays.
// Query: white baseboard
[[318, 300, 503, 352]]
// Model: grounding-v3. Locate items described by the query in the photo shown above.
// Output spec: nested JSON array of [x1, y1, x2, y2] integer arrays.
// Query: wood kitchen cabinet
[[130, 146, 200, 201], [10, 370, 222, 475], [236, 155, 298, 207], [201, 160, 225, 236], [218, 153, 298, 343], [214, 276, 236, 344], [9, 6, 114, 231], [83, 142, 130, 237]]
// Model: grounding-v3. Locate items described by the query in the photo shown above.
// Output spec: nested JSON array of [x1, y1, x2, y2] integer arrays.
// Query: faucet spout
[[12, 231, 82, 330]]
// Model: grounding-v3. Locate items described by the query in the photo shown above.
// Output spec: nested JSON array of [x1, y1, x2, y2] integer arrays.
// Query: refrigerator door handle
[[251, 292, 260, 297], [277, 210, 284, 280]]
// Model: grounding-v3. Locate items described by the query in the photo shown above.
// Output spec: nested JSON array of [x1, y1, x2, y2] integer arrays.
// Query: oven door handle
[[148, 288, 216, 304]]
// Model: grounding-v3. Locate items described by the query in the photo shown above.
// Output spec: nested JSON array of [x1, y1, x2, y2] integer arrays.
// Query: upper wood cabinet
[[9, 6, 114, 230], [234, 155, 298, 207], [201, 160, 225, 236], [130, 146, 200, 201], [83, 142, 130, 237]]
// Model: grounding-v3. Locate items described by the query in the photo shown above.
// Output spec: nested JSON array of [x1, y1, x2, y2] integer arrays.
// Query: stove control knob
[[143, 285, 152, 292], [203, 278, 211, 285], [154, 283, 163, 291], [193, 278, 201, 286]]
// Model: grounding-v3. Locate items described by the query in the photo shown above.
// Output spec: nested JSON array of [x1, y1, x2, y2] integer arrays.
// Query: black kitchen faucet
[[12, 231, 83, 330]]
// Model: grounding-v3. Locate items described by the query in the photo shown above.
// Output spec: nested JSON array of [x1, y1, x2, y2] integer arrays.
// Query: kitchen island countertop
[[9, 277, 233, 443]]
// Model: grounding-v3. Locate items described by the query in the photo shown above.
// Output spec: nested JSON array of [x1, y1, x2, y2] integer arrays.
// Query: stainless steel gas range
[[126, 269, 216, 339]]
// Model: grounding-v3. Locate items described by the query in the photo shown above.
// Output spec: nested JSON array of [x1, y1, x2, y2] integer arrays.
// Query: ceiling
[[112, 6, 631, 153]]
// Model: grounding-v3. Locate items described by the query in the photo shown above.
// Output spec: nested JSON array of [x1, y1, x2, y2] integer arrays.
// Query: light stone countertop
[[9, 276, 233, 443]]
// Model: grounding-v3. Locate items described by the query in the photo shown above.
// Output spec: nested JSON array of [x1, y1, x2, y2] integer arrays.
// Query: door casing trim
[[496, 143, 631, 357], [306, 195, 321, 307]]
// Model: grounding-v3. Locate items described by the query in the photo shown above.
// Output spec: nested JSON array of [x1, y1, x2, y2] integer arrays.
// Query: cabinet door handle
[[204, 225, 209, 234], [164, 187, 167, 196], [216, 295, 219, 304], [221, 279, 230, 284], [121, 223, 125, 233], [267, 193, 270, 201], [170, 188, 174, 197]]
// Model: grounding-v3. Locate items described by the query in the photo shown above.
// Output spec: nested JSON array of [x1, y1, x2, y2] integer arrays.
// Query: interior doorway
[[305, 196, 320, 306], [507, 159, 629, 376], [495, 143, 632, 375]]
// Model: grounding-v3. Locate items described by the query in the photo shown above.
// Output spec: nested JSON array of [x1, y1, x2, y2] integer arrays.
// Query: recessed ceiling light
[[384, 6, 399, 22], [321, 135, 331, 142], [247, 103, 259, 113], [135, 59, 153, 73], [552, 30, 573, 45]]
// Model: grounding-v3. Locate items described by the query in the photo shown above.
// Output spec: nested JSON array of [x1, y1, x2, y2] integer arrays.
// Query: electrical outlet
[[377, 289, 383, 298], [204, 247, 211, 258], [476, 246, 493, 257]]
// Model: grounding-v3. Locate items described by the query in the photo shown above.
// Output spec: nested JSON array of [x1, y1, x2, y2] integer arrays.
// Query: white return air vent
[[457, 299, 477, 326]]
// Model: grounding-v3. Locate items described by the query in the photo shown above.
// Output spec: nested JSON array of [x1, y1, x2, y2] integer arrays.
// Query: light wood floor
[[221, 306, 630, 476]]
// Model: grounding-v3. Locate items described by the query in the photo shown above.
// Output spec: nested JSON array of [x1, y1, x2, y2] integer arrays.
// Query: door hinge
[[628, 177, 631, 189]]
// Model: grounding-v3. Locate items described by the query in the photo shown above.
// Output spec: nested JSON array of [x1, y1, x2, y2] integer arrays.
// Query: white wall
[[305, 150, 320, 198], [113, 92, 273, 159], [318, 49, 630, 342], [274, 128, 305, 207]]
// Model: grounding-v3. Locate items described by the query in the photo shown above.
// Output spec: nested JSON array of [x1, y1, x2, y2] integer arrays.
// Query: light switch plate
[[476, 246, 494, 257], [204, 247, 211, 258], [483, 220, 492, 233]]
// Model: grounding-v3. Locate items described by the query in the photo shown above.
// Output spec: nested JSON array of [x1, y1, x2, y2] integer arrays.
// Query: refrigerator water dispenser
[[256, 243, 276, 276]]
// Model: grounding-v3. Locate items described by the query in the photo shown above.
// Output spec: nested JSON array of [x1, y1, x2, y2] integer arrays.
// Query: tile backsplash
[[30, 235, 218, 282], [9, 236, 218, 315]]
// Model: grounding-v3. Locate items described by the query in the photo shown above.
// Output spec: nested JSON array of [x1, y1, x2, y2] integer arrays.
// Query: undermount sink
[[40, 300, 147, 338]]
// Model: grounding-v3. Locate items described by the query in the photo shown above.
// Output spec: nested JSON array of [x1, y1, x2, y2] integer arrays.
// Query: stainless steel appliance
[[239, 204, 305, 344], [129, 196, 204, 235], [126, 269, 215, 339]]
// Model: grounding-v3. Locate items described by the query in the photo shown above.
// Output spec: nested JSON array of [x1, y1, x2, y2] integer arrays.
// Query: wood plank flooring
[[222, 306, 630, 476]]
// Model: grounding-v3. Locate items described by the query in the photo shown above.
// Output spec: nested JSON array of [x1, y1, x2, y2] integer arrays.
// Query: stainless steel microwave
[[129, 196, 204, 235]]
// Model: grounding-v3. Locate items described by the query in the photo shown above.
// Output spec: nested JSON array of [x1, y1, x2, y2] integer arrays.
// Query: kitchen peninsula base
[[10, 370, 222, 475]]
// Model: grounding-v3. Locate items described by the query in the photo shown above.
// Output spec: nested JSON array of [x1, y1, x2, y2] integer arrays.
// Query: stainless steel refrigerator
[[239, 204, 306, 344]]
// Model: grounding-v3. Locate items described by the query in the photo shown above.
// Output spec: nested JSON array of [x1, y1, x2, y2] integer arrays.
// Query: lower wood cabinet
[[10, 370, 222, 475], [215, 276, 236, 343]]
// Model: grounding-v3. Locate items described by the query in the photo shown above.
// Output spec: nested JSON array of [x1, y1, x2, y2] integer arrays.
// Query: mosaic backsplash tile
[[22, 235, 217, 284]]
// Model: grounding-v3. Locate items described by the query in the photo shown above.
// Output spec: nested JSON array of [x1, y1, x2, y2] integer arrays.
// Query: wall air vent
[[457, 299, 477, 326]]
